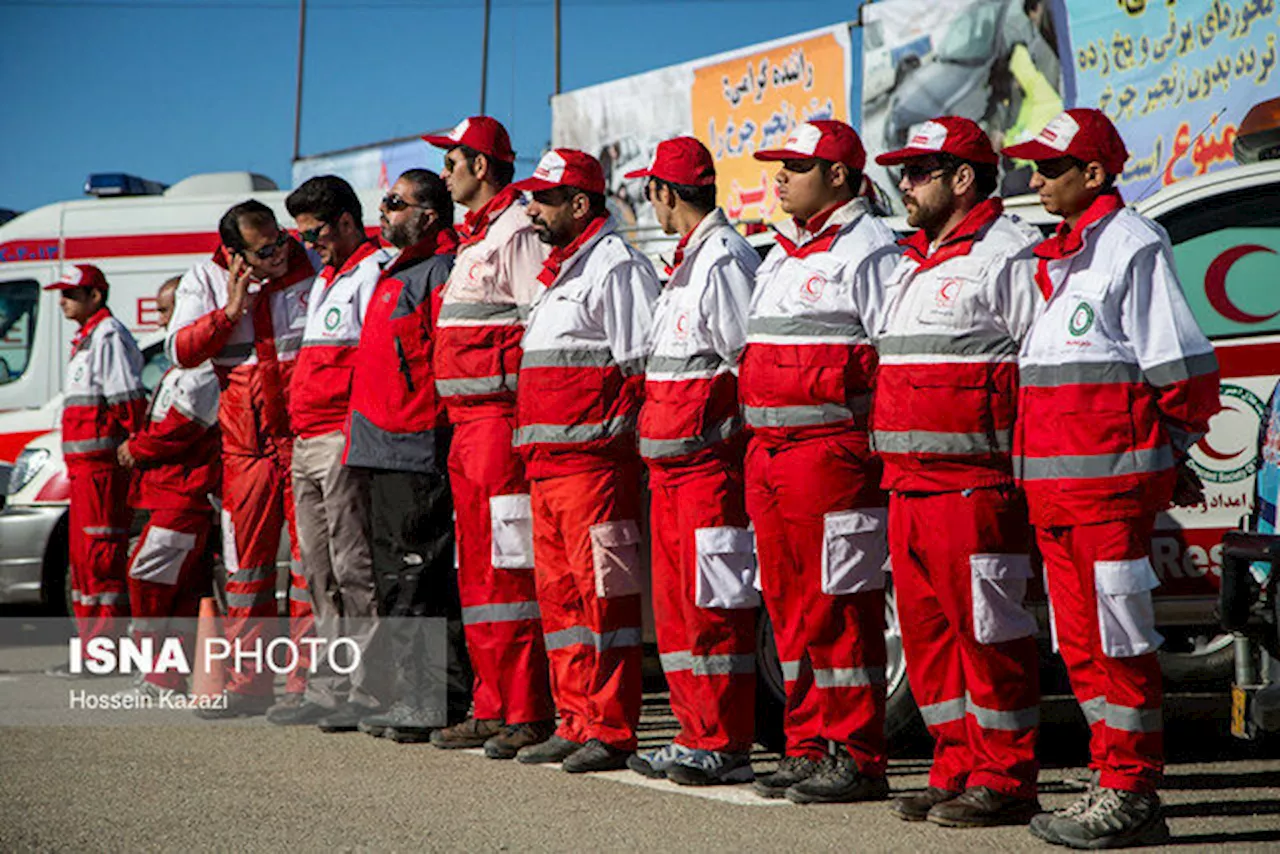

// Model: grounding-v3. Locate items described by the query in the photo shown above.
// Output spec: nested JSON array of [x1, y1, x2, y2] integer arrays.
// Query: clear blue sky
[[0, 0, 860, 213]]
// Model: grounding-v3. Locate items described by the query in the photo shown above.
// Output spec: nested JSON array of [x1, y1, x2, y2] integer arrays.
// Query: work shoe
[[317, 702, 380, 733], [667, 750, 755, 786], [44, 662, 112, 680], [266, 699, 334, 726], [785, 751, 890, 805], [927, 786, 1041, 828], [430, 717, 503, 749], [562, 738, 632, 774], [516, 734, 583, 765], [1035, 788, 1170, 849], [194, 691, 274, 720], [890, 787, 962, 822], [1029, 776, 1100, 843], [484, 720, 556, 760], [265, 691, 303, 719], [112, 680, 169, 703], [358, 701, 416, 738], [752, 754, 824, 799], [626, 743, 695, 779]]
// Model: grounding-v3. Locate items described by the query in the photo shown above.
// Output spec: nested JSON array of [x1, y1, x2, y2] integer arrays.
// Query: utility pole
[[292, 0, 307, 161], [480, 0, 491, 113], [553, 0, 561, 95]]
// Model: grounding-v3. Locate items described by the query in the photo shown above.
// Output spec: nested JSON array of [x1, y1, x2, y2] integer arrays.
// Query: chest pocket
[[915, 274, 984, 329], [452, 246, 501, 302]]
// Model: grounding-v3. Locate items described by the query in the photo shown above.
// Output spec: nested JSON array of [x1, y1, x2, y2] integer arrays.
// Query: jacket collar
[[666, 208, 728, 278], [537, 215, 613, 288], [773, 197, 869, 258], [72, 307, 112, 354], [385, 227, 460, 276], [322, 239, 380, 286], [1034, 191, 1125, 262], [459, 185, 522, 248], [899, 198, 1004, 272]]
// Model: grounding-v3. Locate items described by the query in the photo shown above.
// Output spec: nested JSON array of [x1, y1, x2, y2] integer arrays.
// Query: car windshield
[[0, 280, 39, 386], [864, 21, 884, 51], [937, 2, 1001, 64]]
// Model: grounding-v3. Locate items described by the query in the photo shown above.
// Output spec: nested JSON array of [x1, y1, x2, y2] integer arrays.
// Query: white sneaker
[[667, 749, 756, 786]]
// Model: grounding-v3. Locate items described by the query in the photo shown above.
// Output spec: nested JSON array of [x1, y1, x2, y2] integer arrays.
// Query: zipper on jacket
[[394, 337, 415, 392]]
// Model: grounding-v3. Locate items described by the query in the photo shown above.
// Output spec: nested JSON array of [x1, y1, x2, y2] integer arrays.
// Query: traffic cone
[[190, 597, 225, 701]]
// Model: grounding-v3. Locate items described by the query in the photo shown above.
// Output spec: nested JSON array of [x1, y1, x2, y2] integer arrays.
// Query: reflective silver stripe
[[227, 564, 275, 584], [438, 302, 521, 322], [919, 697, 967, 727], [813, 666, 885, 688], [63, 437, 120, 454], [290, 585, 311, 605], [462, 601, 542, 625], [72, 590, 122, 607], [780, 659, 803, 682], [544, 625, 641, 652], [513, 416, 633, 447], [1105, 703, 1162, 733], [64, 394, 106, 407], [1079, 695, 1106, 726], [872, 429, 1012, 456], [617, 357, 646, 376], [522, 349, 614, 369], [748, 316, 864, 339], [744, 400, 868, 429], [83, 526, 128, 537], [275, 334, 303, 355], [171, 397, 217, 429], [435, 375, 511, 397], [639, 418, 740, 459], [879, 333, 1017, 359], [106, 389, 147, 406], [1020, 361, 1142, 388], [219, 342, 254, 359], [225, 590, 273, 609], [131, 617, 168, 633], [1019, 446, 1174, 480], [289, 560, 304, 575], [967, 695, 1040, 731], [1143, 351, 1218, 387], [301, 337, 359, 348], [659, 651, 754, 676], [647, 353, 725, 378]]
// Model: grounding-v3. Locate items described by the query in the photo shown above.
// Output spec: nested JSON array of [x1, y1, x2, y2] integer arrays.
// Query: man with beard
[[168, 202, 319, 718], [872, 117, 1043, 827], [510, 149, 660, 773]]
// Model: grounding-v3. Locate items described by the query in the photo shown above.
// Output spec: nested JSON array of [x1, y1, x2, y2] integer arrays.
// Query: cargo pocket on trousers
[[129, 527, 197, 586], [590, 520, 643, 598], [970, 553, 1038, 644], [490, 494, 535, 569], [1094, 558, 1163, 658], [820, 508, 888, 595], [694, 526, 761, 610]]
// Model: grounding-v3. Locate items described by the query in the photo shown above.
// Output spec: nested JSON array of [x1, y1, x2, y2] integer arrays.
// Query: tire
[[1157, 629, 1237, 686], [42, 512, 70, 616]]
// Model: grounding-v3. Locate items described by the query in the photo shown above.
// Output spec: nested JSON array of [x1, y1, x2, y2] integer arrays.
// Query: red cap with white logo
[[876, 116, 998, 166], [44, 264, 109, 292], [623, 136, 716, 186], [511, 149, 606, 195], [422, 116, 516, 164], [1002, 108, 1129, 175], [754, 120, 867, 171]]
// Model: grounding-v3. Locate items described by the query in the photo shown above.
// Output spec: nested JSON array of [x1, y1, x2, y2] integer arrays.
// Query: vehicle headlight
[[7, 447, 50, 496]]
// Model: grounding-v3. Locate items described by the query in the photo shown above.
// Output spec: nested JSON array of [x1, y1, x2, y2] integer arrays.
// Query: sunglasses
[[242, 232, 288, 261], [780, 159, 821, 174], [298, 221, 331, 245], [381, 193, 431, 213], [1034, 157, 1083, 180], [900, 163, 949, 187]]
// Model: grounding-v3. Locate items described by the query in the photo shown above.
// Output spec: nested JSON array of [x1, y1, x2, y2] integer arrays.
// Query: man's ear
[[952, 162, 976, 196], [827, 162, 850, 189], [571, 191, 593, 221], [1083, 161, 1109, 191], [473, 153, 490, 182]]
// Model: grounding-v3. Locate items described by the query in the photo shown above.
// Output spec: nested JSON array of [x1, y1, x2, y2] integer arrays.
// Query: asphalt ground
[[0, 618, 1277, 852]]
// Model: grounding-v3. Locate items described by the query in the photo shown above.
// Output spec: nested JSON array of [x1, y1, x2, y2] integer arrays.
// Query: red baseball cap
[[1002, 108, 1129, 175], [422, 116, 516, 164], [44, 264, 108, 292], [754, 120, 867, 171], [623, 136, 716, 186], [511, 149, 606, 195], [876, 116, 998, 166]]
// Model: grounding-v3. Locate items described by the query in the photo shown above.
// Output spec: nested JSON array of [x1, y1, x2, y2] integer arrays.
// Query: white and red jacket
[[640, 209, 758, 466], [128, 363, 221, 511], [62, 308, 147, 471], [873, 199, 1041, 492], [435, 186, 547, 423], [515, 216, 660, 479], [290, 240, 390, 439], [739, 198, 899, 446], [1015, 192, 1220, 526], [167, 242, 319, 453]]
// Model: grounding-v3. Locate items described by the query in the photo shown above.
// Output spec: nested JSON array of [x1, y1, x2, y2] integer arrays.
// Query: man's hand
[[116, 440, 136, 469], [223, 254, 259, 324], [1171, 460, 1205, 508]]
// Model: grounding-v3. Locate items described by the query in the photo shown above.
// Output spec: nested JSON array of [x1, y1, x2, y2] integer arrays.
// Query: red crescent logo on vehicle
[[1205, 244, 1279, 324], [1196, 398, 1247, 461]]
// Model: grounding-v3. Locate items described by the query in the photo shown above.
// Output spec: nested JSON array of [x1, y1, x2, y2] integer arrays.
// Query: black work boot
[[430, 716, 503, 749], [358, 701, 416, 737], [194, 691, 274, 720], [484, 720, 556, 760], [516, 734, 583, 765], [562, 738, 632, 774], [890, 787, 962, 822], [752, 754, 824, 799], [927, 786, 1041, 828], [1037, 788, 1170, 849], [317, 701, 381, 733], [785, 751, 890, 805]]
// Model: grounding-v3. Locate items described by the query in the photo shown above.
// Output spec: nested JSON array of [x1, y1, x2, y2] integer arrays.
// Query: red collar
[[385, 227, 460, 276], [459, 186, 522, 248], [797, 200, 846, 235], [537, 215, 609, 287], [900, 198, 1004, 272], [774, 224, 841, 259], [71, 308, 112, 354], [322, 240, 380, 287], [665, 213, 706, 277], [1034, 191, 1125, 262]]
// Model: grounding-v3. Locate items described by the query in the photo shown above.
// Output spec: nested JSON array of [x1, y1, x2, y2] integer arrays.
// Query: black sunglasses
[[242, 232, 288, 261], [298, 221, 331, 245], [900, 163, 949, 186], [381, 192, 431, 213], [1035, 157, 1084, 180], [780, 159, 822, 174]]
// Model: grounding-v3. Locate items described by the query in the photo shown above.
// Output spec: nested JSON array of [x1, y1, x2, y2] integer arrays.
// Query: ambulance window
[[0, 280, 38, 386], [140, 343, 171, 394], [1160, 183, 1280, 243]]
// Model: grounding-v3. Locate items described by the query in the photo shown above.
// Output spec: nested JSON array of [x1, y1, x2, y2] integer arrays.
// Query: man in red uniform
[[423, 117, 555, 757], [872, 117, 1043, 826], [739, 121, 900, 803], [1004, 109, 1219, 848], [622, 137, 760, 786], [169, 201, 319, 718], [509, 149, 660, 773], [116, 277, 221, 698], [45, 264, 146, 666]]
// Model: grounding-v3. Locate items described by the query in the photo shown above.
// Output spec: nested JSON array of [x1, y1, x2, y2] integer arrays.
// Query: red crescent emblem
[[1205, 244, 1279, 324], [801, 275, 825, 302], [1196, 398, 1246, 461]]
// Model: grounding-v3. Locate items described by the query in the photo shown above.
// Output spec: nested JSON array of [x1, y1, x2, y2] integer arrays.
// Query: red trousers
[[745, 434, 887, 776], [127, 508, 213, 691], [890, 487, 1040, 798], [68, 467, 131, 641], [531, 464, 643, 750], [650, 461, 756, 753], [221, 441, 312, 697], [449, 416, 552, 724], [1038, 517, 1164, 793]]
